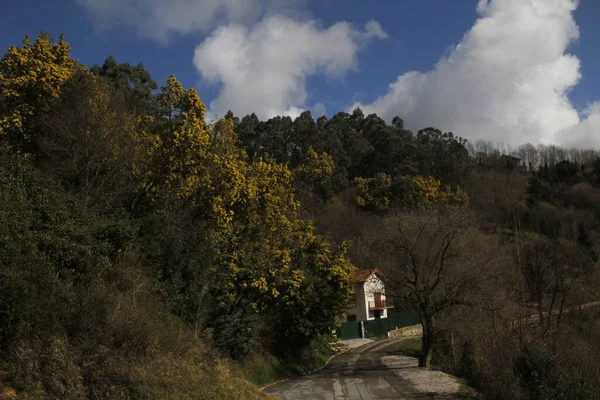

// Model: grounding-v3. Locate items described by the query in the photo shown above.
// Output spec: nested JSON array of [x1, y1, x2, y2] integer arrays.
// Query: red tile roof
[[350, 268, 384, 283]]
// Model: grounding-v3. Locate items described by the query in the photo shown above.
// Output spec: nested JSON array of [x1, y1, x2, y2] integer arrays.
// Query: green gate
[[337, 321, 362, 340]]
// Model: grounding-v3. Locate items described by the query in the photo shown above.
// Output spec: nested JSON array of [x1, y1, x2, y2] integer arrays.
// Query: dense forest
[[1, 33, 600, 400]]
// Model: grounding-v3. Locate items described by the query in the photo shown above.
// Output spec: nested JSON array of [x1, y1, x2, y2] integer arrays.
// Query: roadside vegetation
[[243, 338, 334, 388], [0, 33, 349, 399], [2, 32, 600, 399], [389, 338, 422, 358]]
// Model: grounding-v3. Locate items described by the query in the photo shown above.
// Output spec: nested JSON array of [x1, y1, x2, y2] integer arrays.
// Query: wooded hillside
[[1, 33, 600, 400]]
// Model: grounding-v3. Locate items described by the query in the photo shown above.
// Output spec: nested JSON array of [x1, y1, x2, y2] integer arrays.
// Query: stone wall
[[388, 324, 422, 338]]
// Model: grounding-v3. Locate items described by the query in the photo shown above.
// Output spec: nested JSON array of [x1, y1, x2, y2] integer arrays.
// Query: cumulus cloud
[[194, 17, 386, 120], [352, 0, 600, 148], [561, 102, 600, 147], [76, 0, 302, 43]]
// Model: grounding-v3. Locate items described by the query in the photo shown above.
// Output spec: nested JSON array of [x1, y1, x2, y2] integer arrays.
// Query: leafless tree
[[516, 234, 595, 336], [384, 209, 500, 367]]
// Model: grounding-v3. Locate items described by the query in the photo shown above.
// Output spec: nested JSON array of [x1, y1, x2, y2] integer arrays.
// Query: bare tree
[[516, 143, 539, 171], [384, 210, 500, 367], [517, 234, 594, 335]]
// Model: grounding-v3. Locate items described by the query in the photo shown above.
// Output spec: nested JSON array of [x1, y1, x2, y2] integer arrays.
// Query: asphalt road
[[265, 338, 464, 400]]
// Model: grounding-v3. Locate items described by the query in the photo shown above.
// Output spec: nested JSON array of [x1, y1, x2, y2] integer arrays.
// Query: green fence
[[336, 311, 420, 340], [337, 321, 362, 340], [363, 311, 420, 338]]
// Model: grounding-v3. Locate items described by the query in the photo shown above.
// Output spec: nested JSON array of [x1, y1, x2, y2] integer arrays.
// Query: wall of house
[[347, 284, 366, 321], [341, 273, 390, 322], [338, 284, 365, 323], [362, 275, 388, 321]]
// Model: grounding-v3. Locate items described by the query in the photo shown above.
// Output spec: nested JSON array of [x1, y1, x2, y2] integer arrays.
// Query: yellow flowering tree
[[411, 175, 469, 209], [0, 33, 79, 149], [194, 122, 353, 356], [134, 78, 354, 357], [294, 147, 335, 199], [354, 172, 393, 213]]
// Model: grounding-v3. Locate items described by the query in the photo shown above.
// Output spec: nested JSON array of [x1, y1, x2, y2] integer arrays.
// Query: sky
[[1, 0, 600, 148]]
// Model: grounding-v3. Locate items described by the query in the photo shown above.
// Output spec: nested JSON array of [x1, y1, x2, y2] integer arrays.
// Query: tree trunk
[[419, 316, 434, 368]]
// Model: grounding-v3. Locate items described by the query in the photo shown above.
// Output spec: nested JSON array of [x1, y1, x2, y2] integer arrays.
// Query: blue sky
[[1, 0, 600, 146]]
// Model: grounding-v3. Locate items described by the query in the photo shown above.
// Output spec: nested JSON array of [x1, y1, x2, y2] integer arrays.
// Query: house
[[345, 268, 393, 322], [500, 154, 522, 170]]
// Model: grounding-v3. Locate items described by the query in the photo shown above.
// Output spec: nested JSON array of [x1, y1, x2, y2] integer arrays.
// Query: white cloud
[[561, 102, 600, 147], [352, 0, 600, 148], [194, 17, 386, 120], [364, 20, 389, 40], [313, 102, 327, 117], [76, 0, 302, 43]]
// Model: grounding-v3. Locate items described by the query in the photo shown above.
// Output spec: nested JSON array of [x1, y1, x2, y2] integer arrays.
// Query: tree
[[235, 113, 264, 161], [517, 234, 595, 335], [258, 115, 294, 164], [385, 211, 498, 367], [328, 111, 372, 181], [0, 33, 79, 151], [411, 176, 470, 210], [90, 55, 158, 116], [290, 110, 319, 167], [293, 147, 335, 201], [354, 173, 393, 213], [36, 70, 143, 211], [415, 128, 470, 184], [129, 80, 355, 357], [137, 74, 210, 205]]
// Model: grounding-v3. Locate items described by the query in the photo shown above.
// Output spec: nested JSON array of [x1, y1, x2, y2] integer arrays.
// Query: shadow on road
[[265, 338, 467, 400]]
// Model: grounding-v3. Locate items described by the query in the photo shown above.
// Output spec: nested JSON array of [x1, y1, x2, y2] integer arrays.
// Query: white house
[[345, 269, 393, 322]]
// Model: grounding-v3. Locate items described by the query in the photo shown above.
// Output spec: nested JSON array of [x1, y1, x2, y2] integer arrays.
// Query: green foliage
[[5, 30, 600, 400], [0, 33, 357, 398], [294, 147, 336, 200], [90, 55, 157, 115], [415, 128, 470, 184], [212, 305, 261, 361], [242, 337, 334, 388], [0, 143, 265, 400], [233, 108, 470, 203]]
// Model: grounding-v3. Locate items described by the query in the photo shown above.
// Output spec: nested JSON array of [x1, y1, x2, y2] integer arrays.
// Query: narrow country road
[[265, 338, 468, 400]]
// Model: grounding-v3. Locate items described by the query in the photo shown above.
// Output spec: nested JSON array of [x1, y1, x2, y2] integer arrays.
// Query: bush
[[0, 151, 265, 399], [212, 307, 262, 361]]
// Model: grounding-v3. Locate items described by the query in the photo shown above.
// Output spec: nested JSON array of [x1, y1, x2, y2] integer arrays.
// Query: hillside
[[2, 33, 600, 400]]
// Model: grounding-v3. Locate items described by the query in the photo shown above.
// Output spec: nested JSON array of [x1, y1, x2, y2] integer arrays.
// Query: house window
[[347, 314, 357, 322]]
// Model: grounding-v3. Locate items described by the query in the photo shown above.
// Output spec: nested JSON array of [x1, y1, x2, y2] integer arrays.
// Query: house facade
[[346, 269, 392, 322]]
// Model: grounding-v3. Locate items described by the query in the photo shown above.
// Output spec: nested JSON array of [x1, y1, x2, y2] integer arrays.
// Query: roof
[[350, 268, 385, 283]]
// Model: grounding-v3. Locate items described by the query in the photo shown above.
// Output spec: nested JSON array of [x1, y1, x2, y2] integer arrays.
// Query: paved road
[[265, 338, 464, 399]]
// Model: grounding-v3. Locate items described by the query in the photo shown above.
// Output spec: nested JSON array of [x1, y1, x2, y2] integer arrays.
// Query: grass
[[126, 351, 269, 400], [242, 337, 335, 389], [388, 337, 422, 358], [10, 342, 269, 400]]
